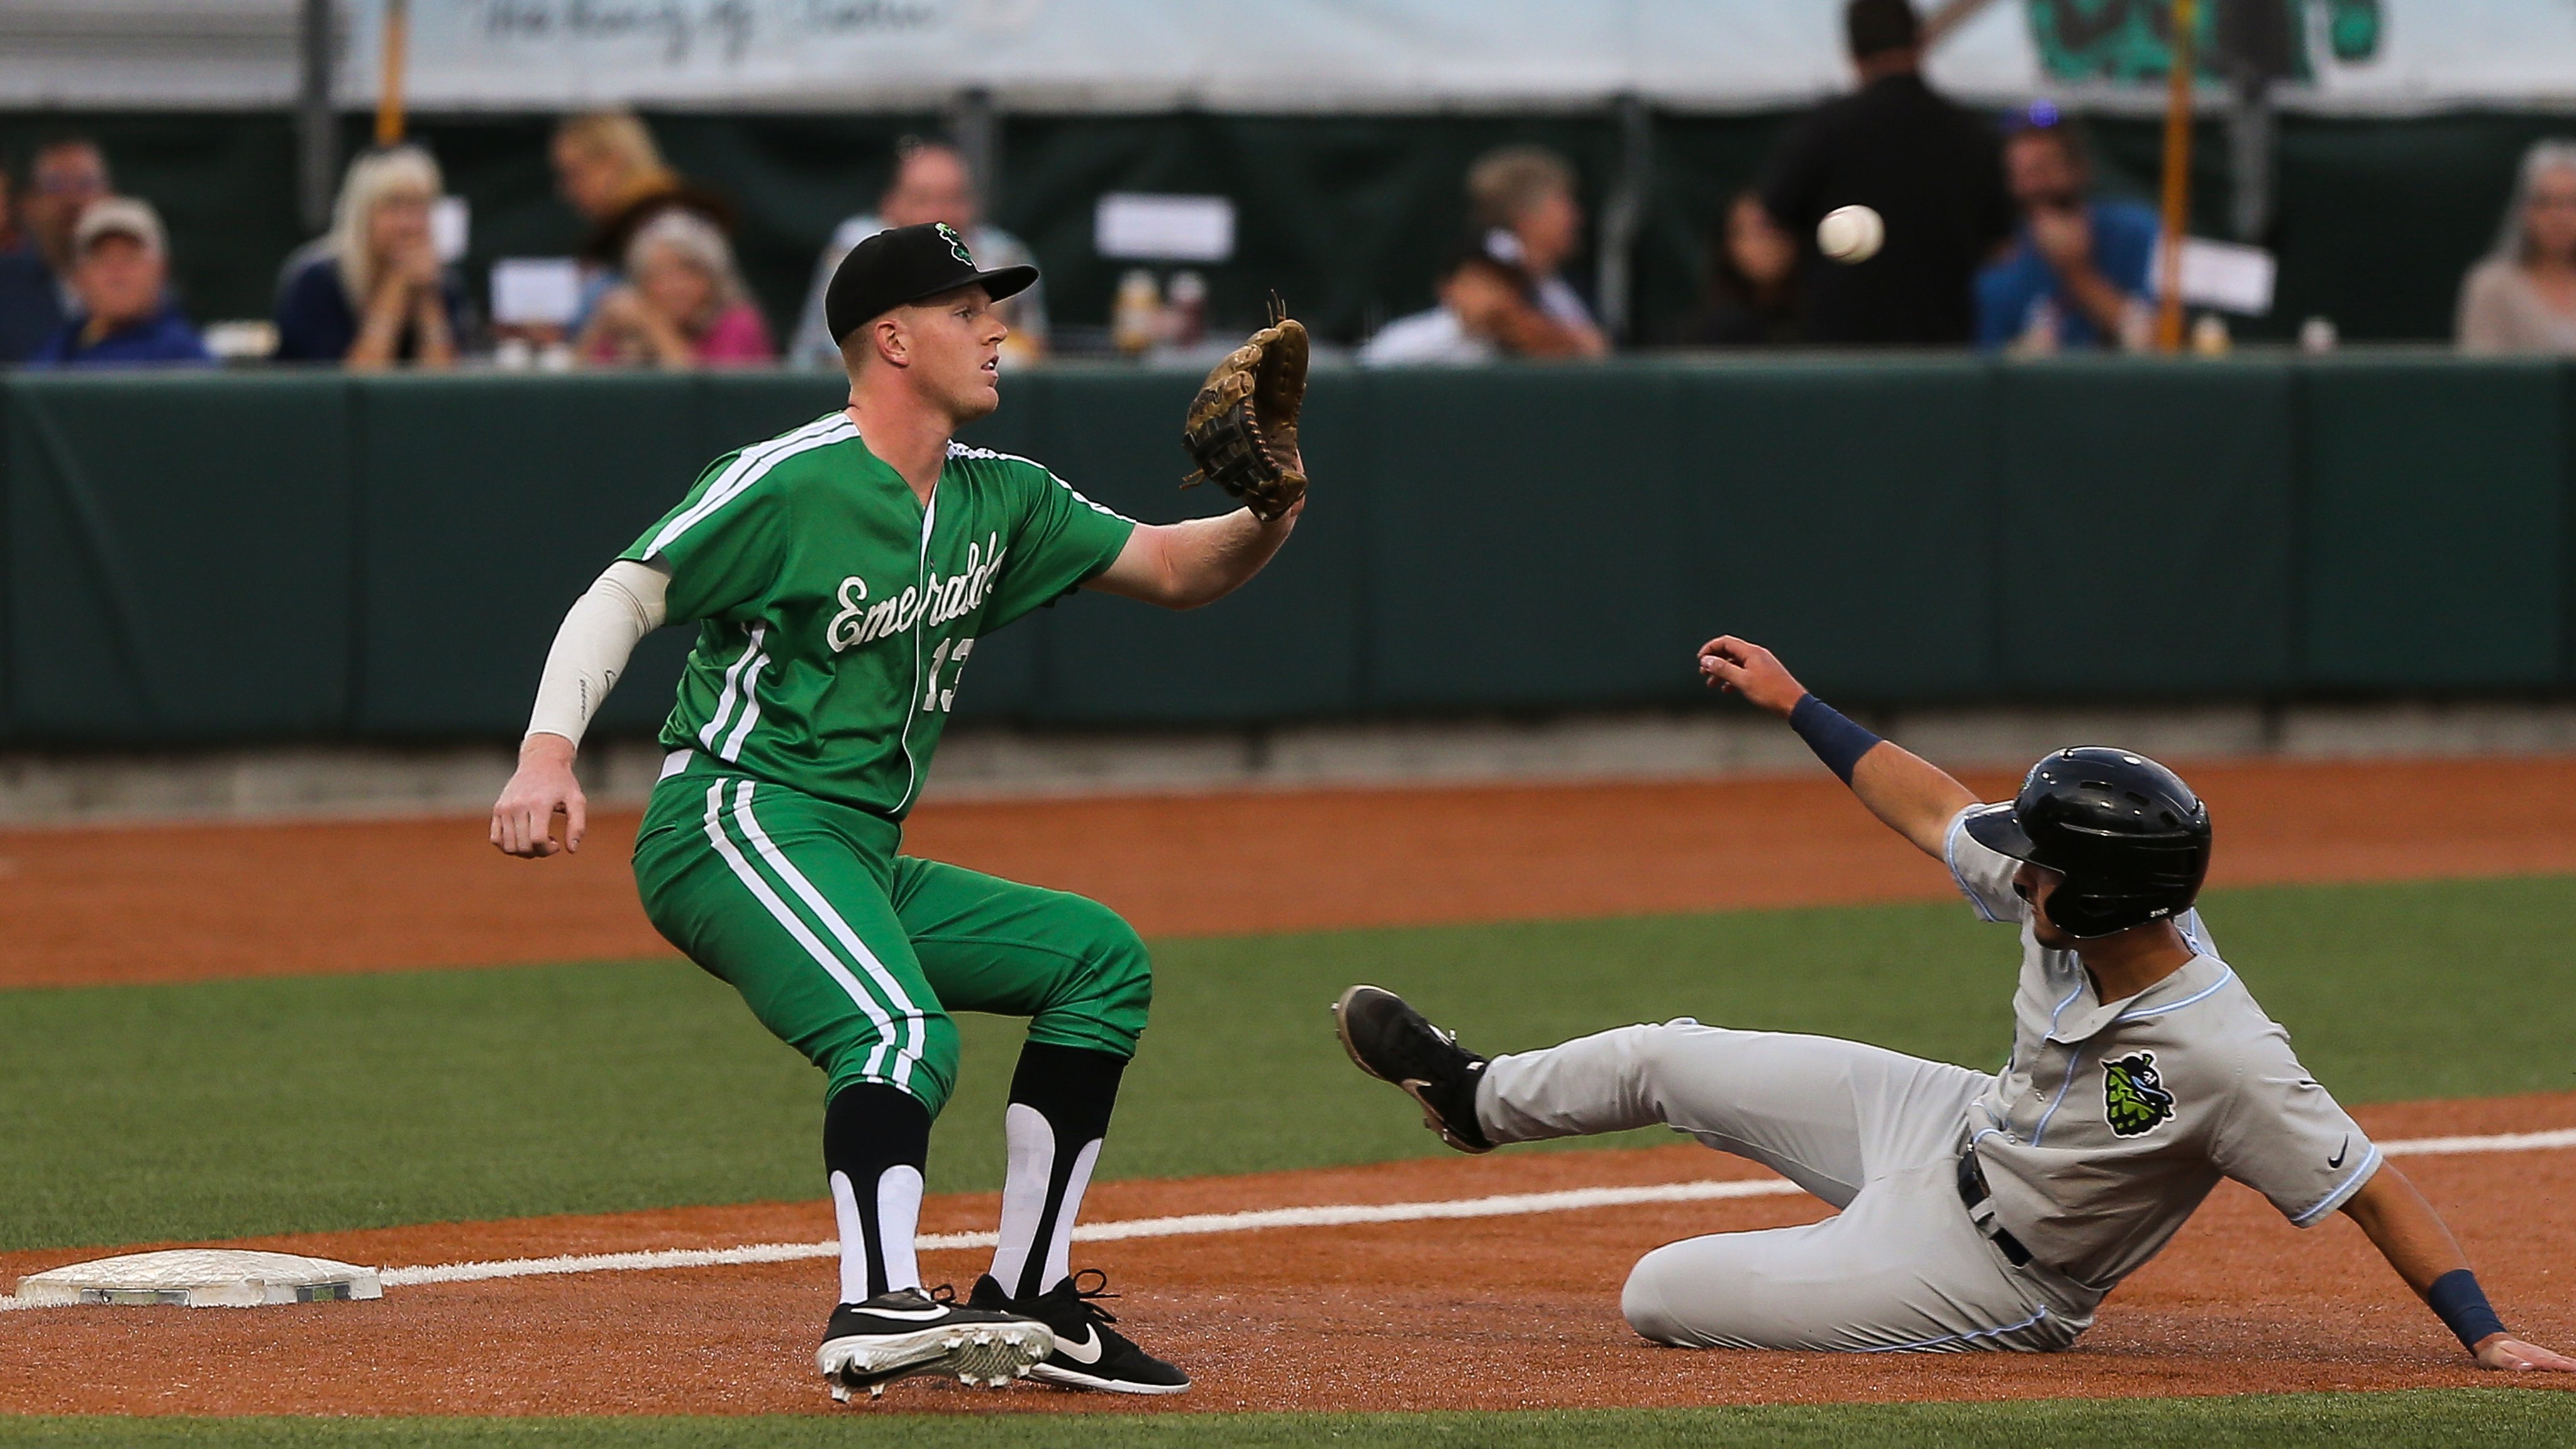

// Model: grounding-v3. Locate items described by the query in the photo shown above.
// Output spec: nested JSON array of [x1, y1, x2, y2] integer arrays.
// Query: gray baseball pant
[[1475, 1021, 2101, 1352]]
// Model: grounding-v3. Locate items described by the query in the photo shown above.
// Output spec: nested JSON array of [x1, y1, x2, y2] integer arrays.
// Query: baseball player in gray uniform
[[1335, 635, 2576, 1371]]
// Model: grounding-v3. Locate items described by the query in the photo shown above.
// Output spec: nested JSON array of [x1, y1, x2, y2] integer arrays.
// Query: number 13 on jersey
[[923, 637, 974, 713]]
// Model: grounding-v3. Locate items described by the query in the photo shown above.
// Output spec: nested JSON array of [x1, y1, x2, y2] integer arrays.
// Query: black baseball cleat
[[816, 1285, 1055, 1401], [1333, 984, 1493, 1153], [969, 1269, 1191, 1395]]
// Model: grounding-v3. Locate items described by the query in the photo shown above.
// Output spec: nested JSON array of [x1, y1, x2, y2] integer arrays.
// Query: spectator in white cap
[[24, 196, 210, 368]]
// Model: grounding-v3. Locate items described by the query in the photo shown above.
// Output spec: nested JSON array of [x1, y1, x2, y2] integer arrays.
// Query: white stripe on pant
[[1476, 1021, 2100, 1352], [697, 780, 911, 1091]]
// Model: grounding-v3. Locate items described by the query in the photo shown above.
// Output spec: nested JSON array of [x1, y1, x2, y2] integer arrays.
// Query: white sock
[[989, 1102, 1105, 1297], [831, 1165, 924, 1302]]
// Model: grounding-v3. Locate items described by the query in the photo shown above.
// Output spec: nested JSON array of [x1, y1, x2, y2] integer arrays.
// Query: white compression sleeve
[[523, 560, 669, 747]]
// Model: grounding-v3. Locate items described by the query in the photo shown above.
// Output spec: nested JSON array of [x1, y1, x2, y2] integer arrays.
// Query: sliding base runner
[[1336, 634, 2576, 1378], [491, 222, 1311, 1401]]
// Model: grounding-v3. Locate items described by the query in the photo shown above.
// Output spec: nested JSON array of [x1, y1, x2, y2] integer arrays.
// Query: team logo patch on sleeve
[[2102, 1052, 2176, 1137]]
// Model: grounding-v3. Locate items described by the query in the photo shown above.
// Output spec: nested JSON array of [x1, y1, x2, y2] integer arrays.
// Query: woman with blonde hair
[[552, 110, 731, 273], [274, 143, 465, 366], [2458, 138, 2576, 354], [575, 208, 772, 368]]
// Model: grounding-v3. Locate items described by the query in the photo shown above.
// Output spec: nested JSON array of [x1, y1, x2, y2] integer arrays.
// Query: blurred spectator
[[1360, 239, 1502, 365], [1757, 0, 2013, 344], [2457, 138, 2576, 355], [1974, 106, 2158, 352], [1364, 228, 1618, 365], [25, 197, 210, 368], [1465, 146, 1609, 357], [1, 136, 111, 362], [23, 135, 109, 282], [274, 145, 466, 368], [0, 160, 60, 362], [575, 209, 772, 369], [554, 111, 732, 266], [1680, 192, 1800, 346], [788, 138, 1046, 367], [552, 110, 732, 333]]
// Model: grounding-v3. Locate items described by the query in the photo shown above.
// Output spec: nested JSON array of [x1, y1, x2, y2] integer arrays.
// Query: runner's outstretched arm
[[1697, 634, 1975, 860], [2341, 1164, 2576, 1372]]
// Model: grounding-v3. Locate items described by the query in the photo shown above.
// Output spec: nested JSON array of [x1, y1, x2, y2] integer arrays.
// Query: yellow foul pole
[[2154, 0, 2199, 352], [375, 0, 410, 146]]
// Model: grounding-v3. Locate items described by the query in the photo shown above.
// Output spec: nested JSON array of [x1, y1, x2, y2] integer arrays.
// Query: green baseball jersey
[[623, 411, 1135, 819]]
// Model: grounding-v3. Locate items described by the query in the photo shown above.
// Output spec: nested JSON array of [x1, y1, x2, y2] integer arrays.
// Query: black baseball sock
[[989, 1041, 1127, 1301], [824, 1082, 932, 1304]]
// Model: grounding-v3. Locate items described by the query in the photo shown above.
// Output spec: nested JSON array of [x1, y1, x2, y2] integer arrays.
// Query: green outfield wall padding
[[3, 374, 354, 742], [2300, 359, 2567, 690], [4, 356, 2575, 747], [1362, 367, 1689, 712], [1994, 358, 2299, 696], [1674, 360, 1997, 702]]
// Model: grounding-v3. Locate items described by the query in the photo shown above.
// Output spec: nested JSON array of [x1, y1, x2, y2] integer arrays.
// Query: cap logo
[[936, 222, 974, 266]]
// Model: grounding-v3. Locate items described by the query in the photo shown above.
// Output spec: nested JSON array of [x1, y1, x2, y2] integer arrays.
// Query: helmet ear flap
[[2040, 872, 2184, 938], [2039, 877, 2133, 938]]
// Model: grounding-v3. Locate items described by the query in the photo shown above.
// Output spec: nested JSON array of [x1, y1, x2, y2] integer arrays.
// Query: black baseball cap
[[824, 221, 1039, 347]]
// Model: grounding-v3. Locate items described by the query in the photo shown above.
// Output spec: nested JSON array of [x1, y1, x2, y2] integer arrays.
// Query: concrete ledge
[[6, 701, 2576, 826]]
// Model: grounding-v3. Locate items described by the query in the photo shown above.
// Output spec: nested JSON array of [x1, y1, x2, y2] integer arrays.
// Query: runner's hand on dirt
[[2475, 1335, 2576, 1372], [491, 733, 586, 858], [1698, 635, 1807, 718]]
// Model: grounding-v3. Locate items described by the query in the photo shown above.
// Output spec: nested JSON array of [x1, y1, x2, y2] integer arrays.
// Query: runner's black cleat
[[969, 1270, 1191, 1395], [1333, 984, 1494, 1153]]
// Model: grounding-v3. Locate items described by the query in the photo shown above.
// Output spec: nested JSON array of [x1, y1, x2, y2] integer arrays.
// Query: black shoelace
[[1053, 1267, 1122, 1326]]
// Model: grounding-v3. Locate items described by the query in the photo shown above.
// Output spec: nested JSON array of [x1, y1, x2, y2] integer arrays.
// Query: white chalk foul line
[[369, 1124, 2576, 1291], [372, 1177, 1803, 1290], [2379, 1126, 2576, 1157], [9, 1126, 2572, 1309]]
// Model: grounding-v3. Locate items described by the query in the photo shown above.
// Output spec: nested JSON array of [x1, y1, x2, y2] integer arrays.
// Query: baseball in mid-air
[[1817, 204, 1884, 264]]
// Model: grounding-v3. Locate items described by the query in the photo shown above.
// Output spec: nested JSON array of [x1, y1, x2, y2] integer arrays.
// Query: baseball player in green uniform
[[491, 223, 1303, 1400]]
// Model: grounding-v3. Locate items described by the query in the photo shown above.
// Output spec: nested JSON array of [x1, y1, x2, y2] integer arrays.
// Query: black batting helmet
[[1962, 747, 2212, 938]]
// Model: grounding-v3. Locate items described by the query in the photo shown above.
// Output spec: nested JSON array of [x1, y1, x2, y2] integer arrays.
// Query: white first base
[[14, 1250, 383, 1309]]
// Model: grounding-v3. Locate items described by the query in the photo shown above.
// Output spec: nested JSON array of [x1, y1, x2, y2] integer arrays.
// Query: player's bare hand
[[2475, 1334, 2576, 1372], [1697, 635, 1808, 718], [491, 733, 586, 858]]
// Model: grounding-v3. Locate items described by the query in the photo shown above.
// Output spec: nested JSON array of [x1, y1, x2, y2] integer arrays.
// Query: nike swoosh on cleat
[[1053, 1324, 1104, 1365], [2329, 1136, 2350, 1169], [852, 1306, 952, 1323]]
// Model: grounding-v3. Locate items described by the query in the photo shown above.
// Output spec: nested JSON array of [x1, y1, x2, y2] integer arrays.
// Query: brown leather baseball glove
[[1181, 313, 1308, 521]]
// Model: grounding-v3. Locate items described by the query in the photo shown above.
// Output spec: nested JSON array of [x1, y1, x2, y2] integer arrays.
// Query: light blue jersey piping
[[2112, 966, 2238, 1024], [1858, 1304, 2052, 1353]]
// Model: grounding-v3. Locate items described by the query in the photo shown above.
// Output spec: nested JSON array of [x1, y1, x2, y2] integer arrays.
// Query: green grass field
[[9, 876, 2575, 1445], [5, 1392, 2575, 1448], [6, 875, 2574, 1253]]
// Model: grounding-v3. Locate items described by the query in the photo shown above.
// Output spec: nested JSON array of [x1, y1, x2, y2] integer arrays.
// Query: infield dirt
[[8, 757, 2576, 988], [3, 1091, 2572, 1415]]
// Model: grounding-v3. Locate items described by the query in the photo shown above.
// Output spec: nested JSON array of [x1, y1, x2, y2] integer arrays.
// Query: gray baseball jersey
[[1467, 804, 2382, 1353], [1946, 811, 2382, 1292]]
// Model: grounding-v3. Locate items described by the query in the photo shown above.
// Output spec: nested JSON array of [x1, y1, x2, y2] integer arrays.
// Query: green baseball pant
[[633, 772, 1153, 1117]]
